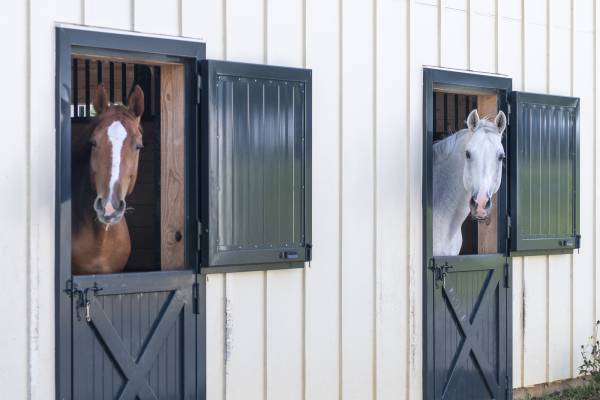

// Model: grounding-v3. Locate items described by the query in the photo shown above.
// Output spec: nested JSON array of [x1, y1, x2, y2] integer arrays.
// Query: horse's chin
[[470, 213, 491, 225], [96, 213, 124, 226]]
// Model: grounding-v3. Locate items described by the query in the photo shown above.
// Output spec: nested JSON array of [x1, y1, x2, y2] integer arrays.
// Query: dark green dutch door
[[423, 68, 512, 400], [423, 68, 581, 400]]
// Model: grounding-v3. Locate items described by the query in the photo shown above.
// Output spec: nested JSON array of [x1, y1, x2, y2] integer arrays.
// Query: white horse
[[432, 109, 507, 256]]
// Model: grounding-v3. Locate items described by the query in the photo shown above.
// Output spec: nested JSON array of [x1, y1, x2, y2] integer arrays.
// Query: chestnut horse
[[72, 84, 145, 275]]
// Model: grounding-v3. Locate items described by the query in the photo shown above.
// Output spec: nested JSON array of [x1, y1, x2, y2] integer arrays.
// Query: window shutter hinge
[[305, 243, 312, 262], [197, 75, 202, 104], [507, 103, 511, 125], [506, 215, 511, 240], [192, 282, 199, 314], [504, 262, 511, 288], [575, 233, 581, 251]]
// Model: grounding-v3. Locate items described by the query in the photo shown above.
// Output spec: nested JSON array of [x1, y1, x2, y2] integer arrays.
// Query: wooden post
[[476, 94, 498, 254], [160, 64, 185, 269]]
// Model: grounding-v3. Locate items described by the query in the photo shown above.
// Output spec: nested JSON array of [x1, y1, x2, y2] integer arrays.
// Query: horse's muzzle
[[94, 197, 126, 224]]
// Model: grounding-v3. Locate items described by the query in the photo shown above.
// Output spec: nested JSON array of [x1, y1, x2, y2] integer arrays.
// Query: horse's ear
[[127, 85, 145, 119], [467, 109, 480, 131], [93, 84, 109, 115], [495, 111, 507, 135]]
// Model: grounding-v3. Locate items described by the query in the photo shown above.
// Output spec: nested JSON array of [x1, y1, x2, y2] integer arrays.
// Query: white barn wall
[[1, 0, 599, 398]]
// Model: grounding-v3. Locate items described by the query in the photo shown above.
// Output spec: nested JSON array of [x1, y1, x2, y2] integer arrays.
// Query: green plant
[[580, 321, 600, 388]]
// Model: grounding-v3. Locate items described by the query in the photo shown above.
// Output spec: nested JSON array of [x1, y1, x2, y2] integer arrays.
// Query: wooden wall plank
[[512, 257, 524, 388], [522, 256, 548, 386], [182, 0, 225, 58], [226, 0, 265, 63], [84, 0, 132, 30], [134, 0, 180, 35], [375, 0, 409, 398], [548, 254, 572, 381], [0, 0, 29, 397], [264, 1, 305, 399], [443, 8, 468, 69], [304, 0, 341, 398], [223, 1, 266, 398], [180, 2, 226, 399], [408, 2, 438, 398], [160, 64, 185, 269], [572, 0, 595, 372], [341, 0, 375, 398], [547, 0, 573, 383]]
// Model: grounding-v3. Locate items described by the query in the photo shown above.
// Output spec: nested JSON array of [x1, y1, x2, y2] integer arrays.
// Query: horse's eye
[[89, 139, 97, 147], [465, 150, 471, 160], [498, 154, 506, 162], [135, 143, 144, 150]]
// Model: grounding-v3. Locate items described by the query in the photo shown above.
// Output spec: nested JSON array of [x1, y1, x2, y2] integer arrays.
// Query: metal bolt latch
[[430, 260, 454, 290]]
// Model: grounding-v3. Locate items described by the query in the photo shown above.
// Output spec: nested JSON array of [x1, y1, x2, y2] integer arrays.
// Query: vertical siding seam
[[494, 0, 499, 73], [178, 0, 182, 36], [467, 0, 471, 69], [223, 274, 227, 400], [130, 0, 135, 31], [545, 0, 550, 384], [546, 255, 550, 383], [25, 0, 32, 398], [338, 0, 344, 397], [372, 0, 378, 398], [223, 0, 228, 60], [594, 0, 599, 335], [569, 0, 575, 378], [81, 0, 85, 25], [405, 1, 412, 398], [520, 259, 525, 387], [521, 0, 526, 90], [263, 0, 268, 64], [302, 2, 307, 398], [438, 0, 445, 66]]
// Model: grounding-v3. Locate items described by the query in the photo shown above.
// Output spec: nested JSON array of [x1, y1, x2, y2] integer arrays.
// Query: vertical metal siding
[[8, 0, 600, 399]]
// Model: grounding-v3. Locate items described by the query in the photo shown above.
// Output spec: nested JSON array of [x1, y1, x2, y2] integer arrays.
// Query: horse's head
[[463, 109, 507, 221], [89, 84, 145, 225]]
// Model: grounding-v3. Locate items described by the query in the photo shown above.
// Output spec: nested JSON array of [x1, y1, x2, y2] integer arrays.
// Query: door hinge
[[193, 282, 200, 315], [506, 215, 511, 240], [575, 233, 581, 249], [505, 374, 511, 398], [197, 75, 202, 104], [507, 103, 511, 125], [504, 261, 511, 288], [197, 221, 202, 251]]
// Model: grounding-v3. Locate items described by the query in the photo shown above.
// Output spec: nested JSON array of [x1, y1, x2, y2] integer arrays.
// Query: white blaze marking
[[107, 121, 127, 203]]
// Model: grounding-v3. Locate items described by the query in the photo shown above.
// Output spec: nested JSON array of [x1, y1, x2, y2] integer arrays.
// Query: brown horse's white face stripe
[[89, 83, 145, 225], [105, 121, 128, 215]]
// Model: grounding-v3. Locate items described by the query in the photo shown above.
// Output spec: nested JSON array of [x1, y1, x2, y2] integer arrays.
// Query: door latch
[[430, 261, 454, 290]]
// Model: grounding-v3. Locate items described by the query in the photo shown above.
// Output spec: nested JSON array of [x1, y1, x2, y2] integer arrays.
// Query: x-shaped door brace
[[88, 290, 185, 400], [441, 272, 500, 399]]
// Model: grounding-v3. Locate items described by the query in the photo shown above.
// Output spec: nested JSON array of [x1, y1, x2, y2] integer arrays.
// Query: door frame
[[422, 67, 513, 399], [55, 25, 206, 400]]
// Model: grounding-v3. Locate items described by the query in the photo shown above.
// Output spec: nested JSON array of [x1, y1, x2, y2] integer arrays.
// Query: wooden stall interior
[[432, 86, 498, 255], [70, 56, 185, 272]]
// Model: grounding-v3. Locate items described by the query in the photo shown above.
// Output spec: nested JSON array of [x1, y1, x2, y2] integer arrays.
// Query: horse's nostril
[[485, 198, 491, 208], [117, 200, 126, 212], [470, 197, 477, 207]]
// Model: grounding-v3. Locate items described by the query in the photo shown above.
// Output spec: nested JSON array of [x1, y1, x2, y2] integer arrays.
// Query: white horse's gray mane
[[432, 118, 500, 164]]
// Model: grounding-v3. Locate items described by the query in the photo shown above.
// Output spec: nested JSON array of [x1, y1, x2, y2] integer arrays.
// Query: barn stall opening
[[55, 27, 311, 399]]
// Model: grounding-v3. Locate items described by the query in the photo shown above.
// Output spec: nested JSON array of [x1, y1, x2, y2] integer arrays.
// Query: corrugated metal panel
[[201, 60, 311, 270], [510, 92, 580, 252], [216, 77, 304, 251]]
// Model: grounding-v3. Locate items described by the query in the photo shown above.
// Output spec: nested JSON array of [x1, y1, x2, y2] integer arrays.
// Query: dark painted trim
[[55, 26, 206, 400], [422, 67, 512, 400]]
